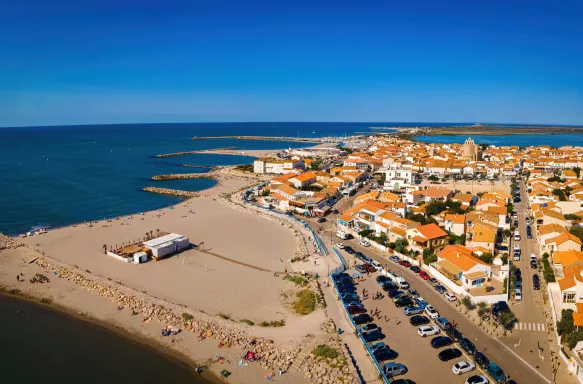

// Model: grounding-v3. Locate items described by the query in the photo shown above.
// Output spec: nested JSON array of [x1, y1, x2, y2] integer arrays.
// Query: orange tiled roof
[[556, 232, 583, 246], [552, 250, 583, 267], [416, 223, 448, 240], [439, 244, 489, 271], [558, 264, 583, 291]]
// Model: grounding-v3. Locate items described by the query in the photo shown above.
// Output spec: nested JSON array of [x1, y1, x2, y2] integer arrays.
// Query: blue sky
[[1, 0, 582, 127]]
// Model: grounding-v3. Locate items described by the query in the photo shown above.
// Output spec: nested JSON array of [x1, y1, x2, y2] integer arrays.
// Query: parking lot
[[339, 263, 485, 384]]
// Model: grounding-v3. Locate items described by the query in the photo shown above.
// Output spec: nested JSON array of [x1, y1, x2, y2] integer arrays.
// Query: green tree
[[557, 309, 575, 337], [499, 311, 517, 336], [574, 167, 581, 179], [358, 229, 373, 238], [461, 296, 474, 314], [502, 229, 512, 239], [427, 174, 439, 181], [422, 249, 437, 265], [478, 252, 494, 265], [425, 201, 447, 216], [570, 226, 583, 244], [552, 189, 567, 201]]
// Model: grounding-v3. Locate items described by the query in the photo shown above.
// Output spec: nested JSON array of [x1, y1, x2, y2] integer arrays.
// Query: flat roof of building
[[143, 233, 188, 248]]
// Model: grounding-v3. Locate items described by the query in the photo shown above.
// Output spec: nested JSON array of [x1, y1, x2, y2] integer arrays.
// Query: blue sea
[[0, 122, 465, 235]]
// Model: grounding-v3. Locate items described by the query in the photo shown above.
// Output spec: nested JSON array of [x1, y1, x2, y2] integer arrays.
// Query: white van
[[530, 253, 537, 261], [396, 277, 409, 290], [514, 230, 521, 241], [336, 230, 349, 240]]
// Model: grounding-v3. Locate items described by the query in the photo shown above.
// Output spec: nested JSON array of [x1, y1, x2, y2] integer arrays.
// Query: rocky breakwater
[[142, 187, 201, 197], [152, 172, 218, 181], [32, 257, 302, 374], [0, 234, 23, 251]]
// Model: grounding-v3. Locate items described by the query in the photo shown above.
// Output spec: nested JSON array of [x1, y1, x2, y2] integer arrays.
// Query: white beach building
[[144, 233, 190, 259]]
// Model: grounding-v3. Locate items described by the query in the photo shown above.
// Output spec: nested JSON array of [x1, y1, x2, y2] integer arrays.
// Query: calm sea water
[[416, 133, 583, 147], [0, 294, 216, 384]]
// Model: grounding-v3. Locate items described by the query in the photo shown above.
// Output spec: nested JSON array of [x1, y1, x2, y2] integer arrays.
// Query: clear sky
[[1, 0, 582, 127]]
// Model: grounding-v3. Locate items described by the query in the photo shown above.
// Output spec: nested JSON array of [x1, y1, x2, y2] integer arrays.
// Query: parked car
[[347, 305, 367, 314], [409, 265, 421, 273], [526, 217, 531, 225], [452, 361, 476, 375], [438, 348, 462, 361], [392, 292, 409, 302], [419, 271, 430, 280], [389, 379, 415, 384], [344, 246, 355, 254], [428, 277, 439, 286], [383, 362, 407, 378], [340, 293, 359, 301], [418, 325, 440, 337], [435, 317, 452, 331], [434, 285, 447, 294], [465, 375, 489, 384], [446, 326, 463, 342], [360, 239, 371, 247], [487, 362, 506, 383], [353, 314, 373, 325], [355, 251, 365, 260], [415, 297, 429, 308], [394, 297, 414, 308], [362, 329, 384, 342], [355, 265, 367, 273], [371, 261, 383, 271], [364, 264, 376, 272], [370, 342, 387, 353], [424, 305, 439, 319], [407, 289, 420, 299], [409, 315, 431, 326], [474, 351, 490, 369], [399, 260, 411, 267], [460, 338, 476, 355], [361, 323, 378, 332], [404, 306, 424, 316], [444, 292, 457, 301], [376, 275, 390, 285], [531, 259, 538, 269], [390, 256, 401, 263], [515, 268, 521, 279], [388, 289, 404, 298], [382, 282, 399, 291], [430, 336, 453, 349], [533, 274, 540, 290], [373, 347, 398, 361], [515, 289, 522, 301]]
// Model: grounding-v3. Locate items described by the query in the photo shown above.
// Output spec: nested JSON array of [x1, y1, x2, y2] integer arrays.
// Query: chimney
[[457, 253, 460, 258]]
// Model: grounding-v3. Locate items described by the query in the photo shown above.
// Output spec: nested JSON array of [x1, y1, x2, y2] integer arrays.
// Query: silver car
[[403, 305, 424, 316]]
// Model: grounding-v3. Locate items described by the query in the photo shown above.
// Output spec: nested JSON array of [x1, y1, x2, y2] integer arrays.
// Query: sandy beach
[[0, 165, 351, 384]]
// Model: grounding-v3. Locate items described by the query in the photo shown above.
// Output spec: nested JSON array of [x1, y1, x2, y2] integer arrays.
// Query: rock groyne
[[0, 234, 22, 250], [152, 173, 212, 180], [142, 187, 200, 197]]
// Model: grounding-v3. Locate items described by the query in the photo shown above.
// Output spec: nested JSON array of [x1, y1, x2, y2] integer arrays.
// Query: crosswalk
[[515, 322, 546, 331]]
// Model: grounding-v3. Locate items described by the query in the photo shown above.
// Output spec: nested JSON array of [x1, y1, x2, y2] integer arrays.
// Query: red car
[[347, 305, 367, 314], [419, 271, 430, 280], [364, 264, 376, 273], [399, 260, 411, 267]]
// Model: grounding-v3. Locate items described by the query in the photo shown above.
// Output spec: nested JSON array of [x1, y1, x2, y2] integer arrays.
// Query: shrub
[[217, 313, 231, 320], [294, 289, 316, 315], [284, 274, 309, 286], [240, 319, 255, 326], [182, 312, 194, 321], [312, 345, 339, 360]]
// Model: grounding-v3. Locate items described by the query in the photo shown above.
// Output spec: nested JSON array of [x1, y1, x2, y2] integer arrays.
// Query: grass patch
[[284, 274, 309, 286], [294, 289, 316, 315], [312, 345, 339, 360], [258, 320, 285, 327], [217, 313, 231, 320], [240, 319, 255, 326], [182, 312, 194, 321]]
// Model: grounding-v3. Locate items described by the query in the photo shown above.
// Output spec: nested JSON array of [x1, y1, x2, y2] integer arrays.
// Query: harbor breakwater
[[192, 135, 338, 143], [142, 187, 201, 197], [152, 173, 213, 180], [155, 148, 237, 158]]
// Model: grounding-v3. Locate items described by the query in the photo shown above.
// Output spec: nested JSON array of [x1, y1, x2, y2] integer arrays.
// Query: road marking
[[495, 338, 551, 384], [516, 322, 546, 332]]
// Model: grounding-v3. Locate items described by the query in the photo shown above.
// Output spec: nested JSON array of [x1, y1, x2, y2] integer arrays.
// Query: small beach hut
[[133, 252, 148, 264]]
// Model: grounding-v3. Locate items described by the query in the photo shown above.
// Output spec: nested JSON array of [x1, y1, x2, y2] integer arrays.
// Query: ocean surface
[[0, 122, 466, 235], [0, 294, 215, 384]]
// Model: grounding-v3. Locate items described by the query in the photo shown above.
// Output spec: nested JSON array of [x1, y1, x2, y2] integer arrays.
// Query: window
[[563, 292, 576, 304]]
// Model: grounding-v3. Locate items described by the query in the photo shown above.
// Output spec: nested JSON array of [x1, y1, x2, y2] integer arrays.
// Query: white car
[[417, 325, 440, 337], [444, 292, 457, 302], [424, 305, 439, 319], [452, 361, 476, 375], [360, 240, 371, 247], [336, 242, 345, 249], [513, 212, 518, 219], [371, 261, 383, 271], [515, 289, 522, 301], [465, 375, 489, 384]]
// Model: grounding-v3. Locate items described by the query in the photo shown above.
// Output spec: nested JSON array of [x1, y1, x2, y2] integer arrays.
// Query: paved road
[[336, 238, 552, 384], [503, 179, 552, 378]]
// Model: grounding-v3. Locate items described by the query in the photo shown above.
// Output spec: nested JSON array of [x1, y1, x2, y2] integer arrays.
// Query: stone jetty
[[152, 173, 211, 180], [155, 147, 237, 158], [142, 187, 200, 197]]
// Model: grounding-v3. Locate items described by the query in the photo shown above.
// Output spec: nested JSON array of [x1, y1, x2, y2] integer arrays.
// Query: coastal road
[[336, 238, 552, 384], [502, 178, 552, 379]]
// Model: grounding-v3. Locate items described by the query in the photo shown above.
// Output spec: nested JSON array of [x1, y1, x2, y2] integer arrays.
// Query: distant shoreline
[[393, 124, 583, 138]]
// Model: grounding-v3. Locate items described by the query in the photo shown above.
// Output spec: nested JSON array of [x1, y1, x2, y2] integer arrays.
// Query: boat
[[19, 233, 27, 238], [37, 228, 47, 234], [26, 231, 34, 236]]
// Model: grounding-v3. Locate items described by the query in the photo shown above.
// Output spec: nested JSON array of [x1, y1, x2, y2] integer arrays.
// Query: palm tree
[[149, 230, 153, 239], [102, 244, 107, 254], [156, 229, 160, 238], [145, 232, 149, 241]]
